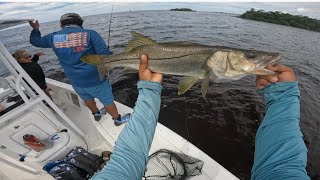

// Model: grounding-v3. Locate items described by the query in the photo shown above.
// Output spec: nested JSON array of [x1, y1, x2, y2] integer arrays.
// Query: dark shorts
[[73, 81, 114, 106]]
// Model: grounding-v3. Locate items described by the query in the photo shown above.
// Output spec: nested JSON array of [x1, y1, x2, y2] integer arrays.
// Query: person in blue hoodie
[[29, 13, 129, 125], [91, 54, 309, 180]]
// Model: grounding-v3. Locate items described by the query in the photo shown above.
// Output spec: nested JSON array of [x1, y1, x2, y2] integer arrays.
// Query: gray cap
[[60, 13, 83, 22]]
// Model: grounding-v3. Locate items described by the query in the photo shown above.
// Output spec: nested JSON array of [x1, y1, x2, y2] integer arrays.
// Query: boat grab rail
[[0, 50, 37, 100], [0, 96, 42, 127], [15, 75, 29, 103], [0, 42, 85, 138]]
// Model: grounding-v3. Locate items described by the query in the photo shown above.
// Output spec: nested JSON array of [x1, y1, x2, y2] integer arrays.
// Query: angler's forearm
[[91, 81, 162, 180], [30, 29, 52, 48], [251, 82, 310, 180]]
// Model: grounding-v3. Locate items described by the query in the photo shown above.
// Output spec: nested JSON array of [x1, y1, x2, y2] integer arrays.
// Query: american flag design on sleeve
[[54, 32, 88, 52]]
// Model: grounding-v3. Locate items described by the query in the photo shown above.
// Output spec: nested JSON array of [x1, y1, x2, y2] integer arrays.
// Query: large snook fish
[[81, 32, 281, 97]]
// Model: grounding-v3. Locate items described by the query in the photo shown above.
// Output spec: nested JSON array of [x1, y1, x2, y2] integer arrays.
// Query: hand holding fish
[[139, 54, 163, 83], [256, 64, 297, 89], [29, 20, 39, 29]]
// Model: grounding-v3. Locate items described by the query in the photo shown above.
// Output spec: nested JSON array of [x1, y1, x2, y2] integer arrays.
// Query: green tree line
[[240, 8, 320, 32], [170, 8, 194, 12]]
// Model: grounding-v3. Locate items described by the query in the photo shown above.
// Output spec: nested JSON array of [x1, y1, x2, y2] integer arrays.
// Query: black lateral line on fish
[[106, 51, 213, 63]]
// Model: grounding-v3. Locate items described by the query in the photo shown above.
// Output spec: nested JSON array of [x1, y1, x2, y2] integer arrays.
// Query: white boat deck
[[47, 77, 238, 179]]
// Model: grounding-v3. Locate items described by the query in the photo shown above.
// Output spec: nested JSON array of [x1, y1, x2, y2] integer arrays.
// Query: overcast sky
[[0, 2, 320, 23]]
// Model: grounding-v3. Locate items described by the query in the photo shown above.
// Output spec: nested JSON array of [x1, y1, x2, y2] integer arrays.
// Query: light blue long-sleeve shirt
[[92, 81, 309, 180], [91, 81, 162, 180], [251, 82, 310, 180]]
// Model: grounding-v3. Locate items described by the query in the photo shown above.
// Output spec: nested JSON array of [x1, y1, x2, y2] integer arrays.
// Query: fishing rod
[[105, 2, 114, 80], [107, 2, 114, 49]]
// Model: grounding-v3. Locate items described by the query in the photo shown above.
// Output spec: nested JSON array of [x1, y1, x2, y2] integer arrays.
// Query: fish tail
[[97, 64, 108, 80], [81, 55, 104, 65]]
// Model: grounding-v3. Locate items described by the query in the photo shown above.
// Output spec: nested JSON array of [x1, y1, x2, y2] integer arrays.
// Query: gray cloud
[[0, 2, 319, 22]]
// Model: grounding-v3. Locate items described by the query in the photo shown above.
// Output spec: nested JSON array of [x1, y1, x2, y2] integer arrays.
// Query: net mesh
[[144, 149, 204, 180]]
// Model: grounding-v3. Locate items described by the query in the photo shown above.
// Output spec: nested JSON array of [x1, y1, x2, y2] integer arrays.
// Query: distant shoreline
[[240, 8, 320, 32], [170, 8, 195, 12]]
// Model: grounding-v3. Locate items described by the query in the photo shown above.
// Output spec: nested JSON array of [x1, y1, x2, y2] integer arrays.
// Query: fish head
[[228, 50, 281, 75]]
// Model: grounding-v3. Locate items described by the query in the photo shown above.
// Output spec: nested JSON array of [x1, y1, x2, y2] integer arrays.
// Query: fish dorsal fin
[[126, 31, 157, 52], [178, 77, 199, 95]]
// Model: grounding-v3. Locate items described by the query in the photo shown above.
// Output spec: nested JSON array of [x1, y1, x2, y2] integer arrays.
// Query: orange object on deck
[[23, 134, 46, 152]]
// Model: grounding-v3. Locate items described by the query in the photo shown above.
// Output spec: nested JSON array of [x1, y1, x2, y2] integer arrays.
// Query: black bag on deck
[[43, 146, 104, 179], [43, 160, 87, 180], [64, 146, 105, 177]]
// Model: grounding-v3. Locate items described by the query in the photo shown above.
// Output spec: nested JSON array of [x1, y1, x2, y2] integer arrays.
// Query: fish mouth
[[248, 54, 281, 75]]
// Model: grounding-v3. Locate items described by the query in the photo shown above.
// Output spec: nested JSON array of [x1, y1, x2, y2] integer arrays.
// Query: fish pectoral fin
[[123, 67, 138, 74], [126, 31, 157, 52], [201, 71, 210, 98], [178, 77, 199, 95]]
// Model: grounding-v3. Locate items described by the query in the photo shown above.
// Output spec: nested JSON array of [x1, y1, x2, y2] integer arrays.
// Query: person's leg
[[104, 102, 119, 119], [94, 81, 130, 125], [85, 81, 116, 117], [104, 101, 130, 125], [94, 82, 119, 119], [73, 85, 98, 114], [73, 84, 108, 121], [84, 99, 99, 114]]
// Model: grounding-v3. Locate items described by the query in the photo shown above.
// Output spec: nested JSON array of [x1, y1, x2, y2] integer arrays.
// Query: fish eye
[[245, 52, 257, 59]]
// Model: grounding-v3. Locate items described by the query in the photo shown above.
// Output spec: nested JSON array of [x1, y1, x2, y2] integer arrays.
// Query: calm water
[[0, 11, 319, 179]]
